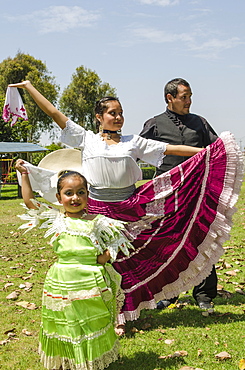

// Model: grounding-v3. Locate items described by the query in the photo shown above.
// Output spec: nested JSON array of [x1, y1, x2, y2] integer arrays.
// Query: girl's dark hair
[[94, 96, 121, 132], [57, 171, 88, 195]]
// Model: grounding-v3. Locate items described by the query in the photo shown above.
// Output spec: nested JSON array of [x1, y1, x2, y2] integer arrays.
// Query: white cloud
[[229, 64, 243, 69], [189, 37, 244, 59], [138, 0, 179, 6], [126, 26, 194, 44], [5, 6, 100, 34], [123, 25, 244, 59], [185, 8, 212, 20], [190, 37, 241, 51]]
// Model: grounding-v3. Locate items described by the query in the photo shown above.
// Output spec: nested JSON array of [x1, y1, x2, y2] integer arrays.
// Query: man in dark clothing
[[140, 78, 218, 310]]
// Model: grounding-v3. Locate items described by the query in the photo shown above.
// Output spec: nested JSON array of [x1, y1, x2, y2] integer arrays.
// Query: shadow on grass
[[123, 294, 245, 334], [214, 293, 245, 306], [0, 195, 19, 200], [1, 186, 42, 200], [0, 185, 19, 199], [109, 349, 186, 370]]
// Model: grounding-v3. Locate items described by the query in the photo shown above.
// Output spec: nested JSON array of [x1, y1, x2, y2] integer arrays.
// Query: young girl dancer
[[15, 159, 133, 370]]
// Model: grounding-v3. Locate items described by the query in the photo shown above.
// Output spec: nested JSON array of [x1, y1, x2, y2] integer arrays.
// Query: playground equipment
[[0, 142, 47, 198], [0, 158, 16, 184]]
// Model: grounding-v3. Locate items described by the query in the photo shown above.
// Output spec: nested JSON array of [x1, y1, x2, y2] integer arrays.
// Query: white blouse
[[61, 120, 167, 189]]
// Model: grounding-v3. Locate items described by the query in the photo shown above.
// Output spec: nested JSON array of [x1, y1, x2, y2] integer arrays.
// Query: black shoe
[[156, 299, 177, 309], [198, 301, 213, 310]]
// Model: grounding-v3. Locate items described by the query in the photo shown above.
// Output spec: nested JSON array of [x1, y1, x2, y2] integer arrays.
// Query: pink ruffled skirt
[[88, 132, 244, 323]]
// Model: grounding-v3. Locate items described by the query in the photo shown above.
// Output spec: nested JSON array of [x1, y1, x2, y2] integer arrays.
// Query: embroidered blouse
[[61, 120, 167, 189]]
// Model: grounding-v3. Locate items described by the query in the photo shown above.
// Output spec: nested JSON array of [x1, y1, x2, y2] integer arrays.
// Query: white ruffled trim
[[91, 216, 134, 261], [18, 201, 134, 260], [17, 200, 56, 232], [104, 264, 125, 318], [117, 299, 157, 324], [40, 322, 114, 345], [42, 286, 112, 311], [39, 339, 120, 370]]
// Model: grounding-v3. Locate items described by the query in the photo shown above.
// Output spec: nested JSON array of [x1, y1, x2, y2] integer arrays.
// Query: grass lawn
[[0, 183, 244, 370]]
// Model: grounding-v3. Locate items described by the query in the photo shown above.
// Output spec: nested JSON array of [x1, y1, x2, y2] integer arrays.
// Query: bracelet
[[21, 172, 30, 175]]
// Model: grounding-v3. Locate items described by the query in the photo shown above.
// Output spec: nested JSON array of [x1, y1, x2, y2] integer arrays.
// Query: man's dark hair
[[164, 78, 190, 103]]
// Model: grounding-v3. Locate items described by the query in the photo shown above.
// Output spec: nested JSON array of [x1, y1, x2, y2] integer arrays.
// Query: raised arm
[[8, 81, 68, 129], [165, 144, 203, 157], [15, 159, 37, 209]]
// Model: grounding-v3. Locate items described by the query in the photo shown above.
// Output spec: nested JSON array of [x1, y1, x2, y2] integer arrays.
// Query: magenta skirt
[[88, 132, 244, 323]]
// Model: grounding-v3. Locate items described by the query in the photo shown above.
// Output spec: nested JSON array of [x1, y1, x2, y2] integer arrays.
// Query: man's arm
[[139, 117, 156, 139], [199, 116, 218, 145]]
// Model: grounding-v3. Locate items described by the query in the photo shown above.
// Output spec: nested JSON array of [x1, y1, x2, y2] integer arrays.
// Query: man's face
[[167, 84, 192, 115]]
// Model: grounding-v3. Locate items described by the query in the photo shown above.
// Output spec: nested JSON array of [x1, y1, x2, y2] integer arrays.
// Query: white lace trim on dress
[[18, 201, 134, 261], [42, 286, 113, 311], [39, 340, 120, 370]]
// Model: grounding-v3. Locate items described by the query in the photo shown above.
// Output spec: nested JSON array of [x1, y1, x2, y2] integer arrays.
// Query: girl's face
[[96, 100, 124, 131], [56, 176, 88, 218]]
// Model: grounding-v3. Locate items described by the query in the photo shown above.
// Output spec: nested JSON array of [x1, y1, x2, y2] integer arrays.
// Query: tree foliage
[[0, 52, 59, 143], [59, 66, 116, 132], [31, 142, 65, 166]]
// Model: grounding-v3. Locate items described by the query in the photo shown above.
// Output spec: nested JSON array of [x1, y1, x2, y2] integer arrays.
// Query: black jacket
[[140, 109, 218, 174]]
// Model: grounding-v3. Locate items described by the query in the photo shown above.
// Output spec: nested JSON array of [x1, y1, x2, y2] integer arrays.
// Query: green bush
[[31, 143, 64, 165], [141, 166, 156, 179], [6, 171, 17, 182]]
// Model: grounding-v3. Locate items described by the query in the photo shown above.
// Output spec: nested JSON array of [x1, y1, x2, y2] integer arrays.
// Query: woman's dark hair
[[57, 171, 88, 195], [164, 78, 190, 103], [94, 96, 121, 132]]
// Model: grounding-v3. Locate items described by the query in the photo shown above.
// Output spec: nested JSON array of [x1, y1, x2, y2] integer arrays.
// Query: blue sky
[[1, 0, 245, 148]]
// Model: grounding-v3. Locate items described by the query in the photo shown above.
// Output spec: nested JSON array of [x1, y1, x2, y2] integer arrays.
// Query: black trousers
[[192, 265, 217, 303], [168, 265, 217, 304]]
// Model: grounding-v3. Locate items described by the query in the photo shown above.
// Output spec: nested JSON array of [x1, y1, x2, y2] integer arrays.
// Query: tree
[[59, 66, 116, 132], [0, 52, 59, 143], [31, 142, 65, 165]]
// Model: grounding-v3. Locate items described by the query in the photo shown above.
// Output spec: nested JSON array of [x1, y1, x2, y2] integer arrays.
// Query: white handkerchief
[[2, 87, 28, 126], [17, 161, 60, 205]]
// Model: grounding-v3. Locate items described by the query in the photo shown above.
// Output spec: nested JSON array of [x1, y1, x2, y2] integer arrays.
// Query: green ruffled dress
[[18, 200, 133, 370]]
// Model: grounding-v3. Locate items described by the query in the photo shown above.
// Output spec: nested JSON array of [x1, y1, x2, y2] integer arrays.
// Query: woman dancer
[[9, 81, 243, 330]]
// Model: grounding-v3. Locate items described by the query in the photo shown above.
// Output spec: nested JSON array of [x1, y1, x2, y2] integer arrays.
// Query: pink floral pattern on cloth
[[2, 87, 28, 126]]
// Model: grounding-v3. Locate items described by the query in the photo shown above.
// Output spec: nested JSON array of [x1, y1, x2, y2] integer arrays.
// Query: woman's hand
[[8, 80, 31, 89]]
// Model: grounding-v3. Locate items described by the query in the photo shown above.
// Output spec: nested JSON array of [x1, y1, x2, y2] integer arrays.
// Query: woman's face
[[96, 100, 124, 131]]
